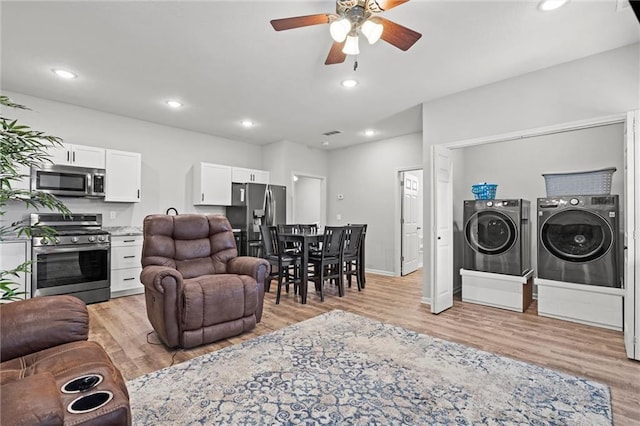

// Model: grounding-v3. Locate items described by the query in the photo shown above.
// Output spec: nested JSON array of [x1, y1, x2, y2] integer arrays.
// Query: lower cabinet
[[0, 240, 31, 301], [110, 235, 143, 297]]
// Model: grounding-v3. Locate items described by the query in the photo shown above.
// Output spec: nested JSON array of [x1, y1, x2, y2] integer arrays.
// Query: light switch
[[336, 214, 342, 221]]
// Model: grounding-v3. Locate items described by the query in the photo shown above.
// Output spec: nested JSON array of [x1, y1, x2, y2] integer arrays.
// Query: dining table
[[279, 230, 323, 304]]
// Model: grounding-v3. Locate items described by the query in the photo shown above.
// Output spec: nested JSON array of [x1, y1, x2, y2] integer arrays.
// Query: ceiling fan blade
[[369, 0, 411, 12], [270, 14, 330, 31], [325, 41, 347, 65], [378, 17, 422, 51]]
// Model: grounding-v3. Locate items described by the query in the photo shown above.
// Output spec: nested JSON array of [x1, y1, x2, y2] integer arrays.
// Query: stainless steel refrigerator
[[227, 183, 286, 257]]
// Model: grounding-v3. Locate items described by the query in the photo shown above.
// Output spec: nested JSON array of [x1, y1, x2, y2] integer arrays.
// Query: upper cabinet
[[192, 162, 232, 206], [50, 143, 106, 169], [231, 167, 270, 184], [105, 149, 141, 203]]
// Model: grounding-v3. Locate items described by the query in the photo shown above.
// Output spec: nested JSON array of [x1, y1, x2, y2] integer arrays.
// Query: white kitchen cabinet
[[110, 235, 143, 297], [105, 149, 141, 202], [0, 240, 31, 301], [50, 143, 106, 169], [14, 164, 30, 192], [192, 162, 232, 206], [232, 167, 270, 184]]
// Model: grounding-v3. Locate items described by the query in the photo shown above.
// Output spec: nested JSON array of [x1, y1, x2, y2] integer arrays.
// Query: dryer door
[[465, 211, 517, 255], [540, 209, 613, 263]]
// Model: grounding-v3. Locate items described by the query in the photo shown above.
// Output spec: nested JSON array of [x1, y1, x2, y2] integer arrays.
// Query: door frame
[[428, 113, 628, 314], [291, 171, 327, 227]]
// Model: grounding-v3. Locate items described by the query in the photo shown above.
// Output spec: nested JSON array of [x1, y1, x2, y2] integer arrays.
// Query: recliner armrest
[[0, 295, 89, 362], [227, 256, 270, 281], [140, 265, 184, 293]]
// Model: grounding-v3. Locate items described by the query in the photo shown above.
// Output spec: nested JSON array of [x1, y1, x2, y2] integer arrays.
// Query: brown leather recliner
[[0, 295, 131, 425], [140, 214, 270, 349]]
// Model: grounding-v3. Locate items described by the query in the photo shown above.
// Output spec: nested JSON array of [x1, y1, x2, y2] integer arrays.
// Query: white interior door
[[625, 110, 639, 360], [402, 172, 420, 275], [431, 145, 454, 313]]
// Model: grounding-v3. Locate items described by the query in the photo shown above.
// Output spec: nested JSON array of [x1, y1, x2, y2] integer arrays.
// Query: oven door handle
[[33, 243, 111, 254]]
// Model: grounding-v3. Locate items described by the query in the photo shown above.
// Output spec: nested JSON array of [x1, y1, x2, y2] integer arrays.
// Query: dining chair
[[260, 225, 301, 303], [343, 224, 366, 291], [278, 224, 302, 253], [348, 223, 368, 288], [308, 226, 346, 302]]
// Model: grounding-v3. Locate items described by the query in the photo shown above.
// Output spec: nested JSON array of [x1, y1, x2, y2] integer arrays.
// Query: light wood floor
[[87, 270, 640, 424]]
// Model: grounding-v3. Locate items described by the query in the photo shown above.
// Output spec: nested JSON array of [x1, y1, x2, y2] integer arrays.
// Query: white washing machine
[[537, 195, 620, 287], [463, 199, 531, 276]]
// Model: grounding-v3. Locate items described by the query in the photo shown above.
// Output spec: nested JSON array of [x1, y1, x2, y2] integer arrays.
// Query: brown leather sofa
[[0, 295, 130, 425], [140, 214, 270, 349]]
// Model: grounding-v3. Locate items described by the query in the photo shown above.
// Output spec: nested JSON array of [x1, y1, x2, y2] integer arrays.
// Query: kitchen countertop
[[104, 226, 143, 236]]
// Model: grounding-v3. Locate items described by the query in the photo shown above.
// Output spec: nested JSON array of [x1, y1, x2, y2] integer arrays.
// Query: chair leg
[[276, 268, 285, 304], [337, 263, 345, 297]]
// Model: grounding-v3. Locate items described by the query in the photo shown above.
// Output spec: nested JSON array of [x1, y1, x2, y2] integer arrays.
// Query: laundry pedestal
[[460, 268, 533, 312], [535, 278, 623, 331]]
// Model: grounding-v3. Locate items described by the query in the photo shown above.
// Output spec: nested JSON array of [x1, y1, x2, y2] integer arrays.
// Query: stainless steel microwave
[[31, 165, 105, 198]]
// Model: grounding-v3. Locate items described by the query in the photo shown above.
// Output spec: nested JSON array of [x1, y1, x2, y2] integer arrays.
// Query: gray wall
[[327, 133, 422, 275], [423, 44, 640, 301]]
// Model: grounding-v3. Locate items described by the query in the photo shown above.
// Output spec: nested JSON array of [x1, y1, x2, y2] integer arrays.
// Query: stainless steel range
[[31, 213, 110, 304]]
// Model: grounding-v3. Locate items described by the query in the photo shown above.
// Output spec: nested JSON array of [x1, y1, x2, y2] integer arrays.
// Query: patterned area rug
[[128, 310, 612, 425]]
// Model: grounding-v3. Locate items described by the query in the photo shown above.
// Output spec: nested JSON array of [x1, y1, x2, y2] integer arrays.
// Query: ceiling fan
[[271, 0, 422, 65]]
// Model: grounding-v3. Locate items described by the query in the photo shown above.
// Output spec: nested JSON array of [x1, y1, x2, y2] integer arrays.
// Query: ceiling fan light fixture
[[329, 18, 351, 42], [342, 35, 360, 55], [361, 19, 383, 44], [538, 0, 568, 11]]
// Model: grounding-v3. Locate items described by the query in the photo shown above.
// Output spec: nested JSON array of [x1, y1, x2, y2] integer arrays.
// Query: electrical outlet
[[336, 214, 342, 221], [110, 211, 117, 220]]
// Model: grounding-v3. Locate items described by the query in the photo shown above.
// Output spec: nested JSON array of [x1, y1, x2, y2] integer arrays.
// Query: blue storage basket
[[471, 183, 498, 200]]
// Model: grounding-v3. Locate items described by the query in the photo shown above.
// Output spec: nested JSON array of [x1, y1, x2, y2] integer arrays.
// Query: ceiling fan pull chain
[[353, 58, 359, 71]]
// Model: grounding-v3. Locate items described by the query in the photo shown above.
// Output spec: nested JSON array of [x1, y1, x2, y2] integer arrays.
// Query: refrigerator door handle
[[266, 187, 274, 225]]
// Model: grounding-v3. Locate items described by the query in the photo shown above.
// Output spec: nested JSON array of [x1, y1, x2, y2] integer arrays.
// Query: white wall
[[2, 91, 265, 228], [328, 133, 422, 275], [423, 44, 640, 300], [293, 176, 322, 225]]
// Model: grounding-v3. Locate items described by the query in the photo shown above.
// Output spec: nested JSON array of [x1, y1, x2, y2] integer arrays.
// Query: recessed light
[[538, 0, 568, 11], [341, 79, 358, 88], [166, 100, 182, 108], [322, 141, 330, 147], [52, 69, 77, 79], [364, 129, 376, 137], [241, 120, 254, 128]]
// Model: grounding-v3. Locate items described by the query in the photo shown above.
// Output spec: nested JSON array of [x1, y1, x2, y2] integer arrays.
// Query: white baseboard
[[365, 268, 396, 277]]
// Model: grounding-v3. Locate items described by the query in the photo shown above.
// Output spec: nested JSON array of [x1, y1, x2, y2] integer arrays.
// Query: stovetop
[[30, 212, 110, 247]]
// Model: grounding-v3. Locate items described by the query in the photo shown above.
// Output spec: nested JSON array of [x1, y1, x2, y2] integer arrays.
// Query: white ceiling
[[1, 1, 638, 150]]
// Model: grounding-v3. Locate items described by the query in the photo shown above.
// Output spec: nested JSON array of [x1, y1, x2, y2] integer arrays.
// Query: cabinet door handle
[[123, 240, 136, 243], [123, 277, 136, 281], [67, 151, 70, 162], [202, 193, 204, 201], [72, 151, 76, 163], [137, 189, 140, 199], [123, 255, 136, 258]]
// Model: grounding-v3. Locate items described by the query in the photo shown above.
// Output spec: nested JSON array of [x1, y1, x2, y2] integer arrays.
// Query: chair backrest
[[344, 225, 365, 257], [260, 225, 280, 258], [278, 224, 300, 234], [299, 224, 318, 234], [321, 226, 346, 257], [142, 214, 237, 279]]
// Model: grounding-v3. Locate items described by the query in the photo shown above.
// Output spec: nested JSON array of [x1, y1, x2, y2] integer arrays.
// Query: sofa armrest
[[0, 295, 88, 362], [1, 372, 65, 426]]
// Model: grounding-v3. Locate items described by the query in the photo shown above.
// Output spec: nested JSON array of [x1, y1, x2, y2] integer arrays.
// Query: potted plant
[[0, 94, 70, 301]]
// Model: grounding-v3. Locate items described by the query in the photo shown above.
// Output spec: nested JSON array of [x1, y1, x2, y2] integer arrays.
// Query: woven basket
[[542, 167, 616, 196], [471, 183, 498, 200]]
